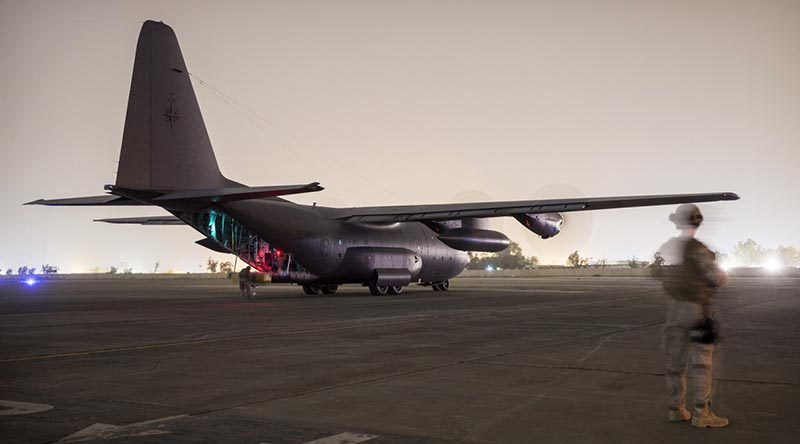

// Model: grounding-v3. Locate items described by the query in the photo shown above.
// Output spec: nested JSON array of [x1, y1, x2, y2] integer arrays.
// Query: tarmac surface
[[0, 276, 798, 444]]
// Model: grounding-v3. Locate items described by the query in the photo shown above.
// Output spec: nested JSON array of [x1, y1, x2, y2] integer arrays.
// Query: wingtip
[[24, 199, 43, 206], [722, 192, 740, 201]]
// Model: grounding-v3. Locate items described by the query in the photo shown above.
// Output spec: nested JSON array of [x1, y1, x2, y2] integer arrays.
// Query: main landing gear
[[367, 279, 449, 295], [303, 281, 438, 296], [431, 280, 449, 292], [367, 280, 404, 296], [302, 284, 338, 295]]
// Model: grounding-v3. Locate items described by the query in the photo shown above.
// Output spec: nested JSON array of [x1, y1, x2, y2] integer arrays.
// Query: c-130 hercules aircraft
[[29, 21, 739, 295]]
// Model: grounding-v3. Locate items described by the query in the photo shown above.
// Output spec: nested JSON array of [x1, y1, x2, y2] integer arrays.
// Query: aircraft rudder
[[115, 20, 230, 191]]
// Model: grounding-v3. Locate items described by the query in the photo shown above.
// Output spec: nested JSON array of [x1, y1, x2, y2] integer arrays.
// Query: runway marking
[[577, 332, 620, 363], [302, 432, 378, 444], [56, 414, 187, 443], [520, 321, 636, 328], [199, 326, 638, 417], [0, 399, 53, 415], [2, 296, 635, 364], [1, 291, 667, 365], [177, 290, 800, 422], [0, 317, 432, 364], [449, 296, 644, 322]]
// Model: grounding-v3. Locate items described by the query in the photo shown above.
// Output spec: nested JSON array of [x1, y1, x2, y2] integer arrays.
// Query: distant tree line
[[3, 265, 59, 275], [206, 257, 233, 273], [480, 238, 799, 270], [725, 239, 799, 267], [467, 242, 539, 270]]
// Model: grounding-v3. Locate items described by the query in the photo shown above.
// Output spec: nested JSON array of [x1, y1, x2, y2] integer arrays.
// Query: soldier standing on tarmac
[[655, 204, 729, 428], [238, 266, 253, 298]]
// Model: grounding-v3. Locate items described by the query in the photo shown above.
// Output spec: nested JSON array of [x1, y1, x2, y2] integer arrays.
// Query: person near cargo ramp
[[238, 266, 254, 298], [654, 204, 729, 428]]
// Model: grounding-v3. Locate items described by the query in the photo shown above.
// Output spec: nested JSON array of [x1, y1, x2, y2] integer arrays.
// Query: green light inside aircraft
[[187, 209, 280, 273], [208, 211, 217, 240], [220, 213, 227, 241]]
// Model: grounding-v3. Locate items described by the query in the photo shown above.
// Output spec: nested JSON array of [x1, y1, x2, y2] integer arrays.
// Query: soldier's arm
[[694, 244, 728, 288]]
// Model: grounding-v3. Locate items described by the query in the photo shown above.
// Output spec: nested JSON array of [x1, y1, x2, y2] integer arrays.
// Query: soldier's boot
[[691, 406, 729, 428], [668, 405, 691, 422]]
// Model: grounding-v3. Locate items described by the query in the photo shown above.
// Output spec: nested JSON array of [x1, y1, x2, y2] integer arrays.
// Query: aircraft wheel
[[302, 284, 321, 295], [387, 285, 403, 295], [368, 281, 388, 296], [321, 285, 338, 295], [432, 281, 449, 292]]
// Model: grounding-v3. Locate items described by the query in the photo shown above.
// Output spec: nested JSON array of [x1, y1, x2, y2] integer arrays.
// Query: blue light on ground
[[24, 277, 38, 286]]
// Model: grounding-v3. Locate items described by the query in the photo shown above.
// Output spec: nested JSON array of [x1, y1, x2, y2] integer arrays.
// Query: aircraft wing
[[94, 216, 184, 225], [332, 192, 740, 223]]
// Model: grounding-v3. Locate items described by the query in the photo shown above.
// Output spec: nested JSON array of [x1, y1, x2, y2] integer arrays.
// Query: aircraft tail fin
[[116, 20, 232, 191]]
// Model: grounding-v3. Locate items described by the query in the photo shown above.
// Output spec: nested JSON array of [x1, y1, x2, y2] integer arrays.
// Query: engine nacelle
[[515, 213, 564, 239], [437, 228, 510, 252]]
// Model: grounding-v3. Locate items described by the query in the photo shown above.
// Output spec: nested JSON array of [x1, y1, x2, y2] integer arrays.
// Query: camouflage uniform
[[238, 267, 253, 298], [656, 206, 728, 427]]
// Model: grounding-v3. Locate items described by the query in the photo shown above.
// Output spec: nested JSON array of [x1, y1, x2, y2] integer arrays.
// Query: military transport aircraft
[[28, 20, 739, 295]]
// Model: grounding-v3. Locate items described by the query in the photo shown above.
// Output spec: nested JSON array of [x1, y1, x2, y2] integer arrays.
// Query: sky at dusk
[[1, 0, 798, 273]]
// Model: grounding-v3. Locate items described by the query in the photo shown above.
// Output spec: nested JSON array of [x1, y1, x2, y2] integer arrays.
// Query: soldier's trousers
[[664, 326, 714, 412], [239, 281, 252, 298]]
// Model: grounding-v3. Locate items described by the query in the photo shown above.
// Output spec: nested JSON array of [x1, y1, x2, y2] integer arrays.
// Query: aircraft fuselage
[[223, 199, 470, 285]]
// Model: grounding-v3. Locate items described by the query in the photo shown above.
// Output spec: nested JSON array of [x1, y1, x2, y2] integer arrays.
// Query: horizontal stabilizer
[[153, 182, 323, 204], [195, 237, 230, 253], [25, 195, 148, 206], [94, 216, 184, 225]]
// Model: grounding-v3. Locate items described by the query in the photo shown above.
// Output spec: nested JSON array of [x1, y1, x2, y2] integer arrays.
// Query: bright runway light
[[24, 277, 38, 286], [764, 258, 782, 273], [485, 265, 495, 272], [720, 261, 734, 272]]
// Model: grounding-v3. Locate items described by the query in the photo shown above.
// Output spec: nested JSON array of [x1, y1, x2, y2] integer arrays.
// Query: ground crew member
[[655, 204, 729, 428], [238, 266, 253, 298]]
